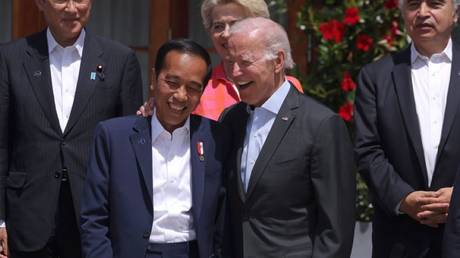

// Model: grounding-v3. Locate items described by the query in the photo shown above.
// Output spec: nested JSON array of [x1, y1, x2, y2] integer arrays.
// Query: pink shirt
[[193, 63, 304, 121]]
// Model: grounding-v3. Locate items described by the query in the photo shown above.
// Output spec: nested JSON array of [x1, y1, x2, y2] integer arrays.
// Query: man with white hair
[[220, 17, 355, 258], [355, 0, 460, 257]]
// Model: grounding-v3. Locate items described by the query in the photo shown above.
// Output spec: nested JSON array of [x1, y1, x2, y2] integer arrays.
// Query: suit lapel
[[64, 32, 103, 136], [245, 87, 298, 199], [392, 47, 428, 185], [234, 105, 250, 202], [129, 117, 153, 207], [190, 116, 205, 220], [24, 31, 61, 134], [434, 43, 460, 177]]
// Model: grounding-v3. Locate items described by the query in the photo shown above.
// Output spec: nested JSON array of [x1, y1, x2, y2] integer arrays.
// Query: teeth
[[169, 103, 186, 111], [238, 81, 251, 87]]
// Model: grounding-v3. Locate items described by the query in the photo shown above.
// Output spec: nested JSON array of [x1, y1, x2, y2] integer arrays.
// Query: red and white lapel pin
[[196, 141, 205, 161]]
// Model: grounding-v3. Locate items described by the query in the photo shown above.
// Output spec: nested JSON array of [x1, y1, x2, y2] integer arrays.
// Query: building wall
[[0, 0, 12, 43]]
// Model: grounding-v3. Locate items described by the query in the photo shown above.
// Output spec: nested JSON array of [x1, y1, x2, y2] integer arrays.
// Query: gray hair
[[229, 17, 295, 69], [201, 0, 270, 31], [399, 0, 460, 9]]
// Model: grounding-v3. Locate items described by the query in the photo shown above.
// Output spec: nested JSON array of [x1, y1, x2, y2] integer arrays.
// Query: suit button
[[143, 231, 150, 239], [54, 172, 61, 179], [61, 142, 66, 146]]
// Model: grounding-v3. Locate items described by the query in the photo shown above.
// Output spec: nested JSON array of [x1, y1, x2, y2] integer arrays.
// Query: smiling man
[[80, 39, 230, 258], [220, 17, 355, 258], [354, 0, 460, 257], [0, 0, 143, 257]]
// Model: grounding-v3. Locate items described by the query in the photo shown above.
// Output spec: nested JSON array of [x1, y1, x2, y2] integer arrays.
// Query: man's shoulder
[[219, 102, 247, 121], [191, 114, 224, 132], [362, 47, 410, 73], [98, 115, 147, 134], [0, 31, 46, 58], [296, 91, 338, 123], [87, 32, 134, 56]]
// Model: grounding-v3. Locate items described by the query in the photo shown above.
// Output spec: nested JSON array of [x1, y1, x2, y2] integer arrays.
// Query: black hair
[[154, 38, 212, 87]]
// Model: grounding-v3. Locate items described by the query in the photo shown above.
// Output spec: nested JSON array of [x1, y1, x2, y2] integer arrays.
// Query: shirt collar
[[151, 110, 190, 142], [257, 80, 291, 115], [410, 38, 452, 64], [46, 27, 86, 57]]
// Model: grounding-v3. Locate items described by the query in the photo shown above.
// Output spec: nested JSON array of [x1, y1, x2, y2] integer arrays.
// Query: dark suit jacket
[[0, 29, 143, 251], [443, 167, 460, 258], [355, 44, 460, 258], [221, 86, 356, 258], [80, 115, 229, 258]]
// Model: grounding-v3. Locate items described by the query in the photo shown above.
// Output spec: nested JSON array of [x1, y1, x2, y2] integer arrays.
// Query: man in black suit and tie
[[355, 0, 460, 257], [221, 17, 356, 258], [0, 0, 143, 257]]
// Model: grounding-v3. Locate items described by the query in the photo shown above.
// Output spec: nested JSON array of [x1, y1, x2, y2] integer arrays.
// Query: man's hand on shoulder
[[136, 97, 154, 117], [0, 227, 8, 258]]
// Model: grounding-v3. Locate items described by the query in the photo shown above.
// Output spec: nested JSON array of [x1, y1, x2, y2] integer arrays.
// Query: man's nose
[[174, 86, 188, 102], [418, 2, 430, 17], [64, 0, 78, 13], [231, 62, 242, 78]]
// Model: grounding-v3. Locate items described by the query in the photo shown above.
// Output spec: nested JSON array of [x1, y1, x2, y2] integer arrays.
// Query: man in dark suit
[[80, 39, 229, 258], [443, 167, 460, 258], [220, 17, 355, 258], [354, 1, 460, 257], [0, 0, 143, 257]]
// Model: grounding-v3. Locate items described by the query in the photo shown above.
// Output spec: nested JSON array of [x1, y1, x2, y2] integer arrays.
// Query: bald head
[[229, 17, 294, 69]]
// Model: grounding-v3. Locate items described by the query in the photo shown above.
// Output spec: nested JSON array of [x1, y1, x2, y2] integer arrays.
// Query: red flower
[[356, 34, 374, 52], [384, 33, 395, 47], [384, 21, 401, 47], [343, 7, 360, 26], [390, 20, 401, 36], [319, 20, 345, 43], [384, 0, 398, 9], [339, 102, 354, 122], [341, 72, 357, 92]]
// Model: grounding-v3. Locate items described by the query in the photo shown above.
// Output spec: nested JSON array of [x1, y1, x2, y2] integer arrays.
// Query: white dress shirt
[[411, 39, 452, 186], [241, 80, 291, 191], [47, 28, 85, 132], [149, 112, 196, 243]]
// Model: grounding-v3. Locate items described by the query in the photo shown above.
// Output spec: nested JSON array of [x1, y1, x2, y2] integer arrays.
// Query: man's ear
[[274, 50, 285, 74]]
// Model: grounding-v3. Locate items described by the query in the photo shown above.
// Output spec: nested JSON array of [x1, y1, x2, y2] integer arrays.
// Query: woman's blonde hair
[[201, 0, 270, 31]]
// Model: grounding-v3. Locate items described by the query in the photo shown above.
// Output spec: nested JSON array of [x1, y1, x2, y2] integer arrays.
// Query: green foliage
[[298, 0, 407, 114], [297, 0, 409, 222]]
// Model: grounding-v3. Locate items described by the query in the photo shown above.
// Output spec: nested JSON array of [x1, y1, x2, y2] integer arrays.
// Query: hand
[[399, 191, 438, 224], [135, 97, 154, 117], [417, 187, 453, 226], [0, 227, 8, 258], [136, 68, 157, 117]]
